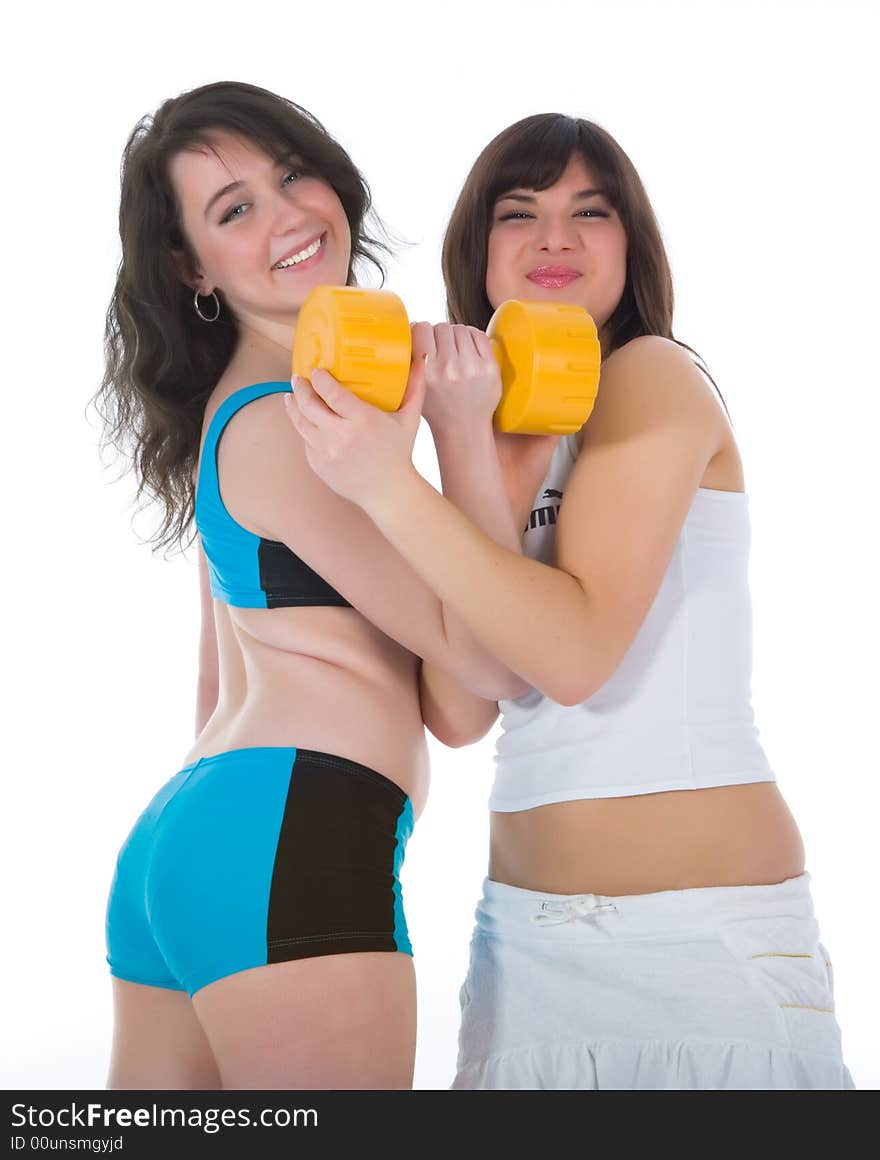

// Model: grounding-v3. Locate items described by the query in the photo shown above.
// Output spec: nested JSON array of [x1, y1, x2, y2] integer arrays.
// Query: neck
[[225, 315, 296, 385], [237, 313, 296, 357]]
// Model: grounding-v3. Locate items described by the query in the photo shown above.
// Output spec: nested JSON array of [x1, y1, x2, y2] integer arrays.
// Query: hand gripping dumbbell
[[291, 286, 601, 435]]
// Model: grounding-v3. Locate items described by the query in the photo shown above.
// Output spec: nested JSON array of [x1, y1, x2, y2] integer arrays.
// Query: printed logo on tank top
[[525, 489, 564, 534]]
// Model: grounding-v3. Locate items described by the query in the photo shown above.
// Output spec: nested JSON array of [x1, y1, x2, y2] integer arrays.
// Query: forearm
[[433, 424, 524, 551], [429, 423, 530, 700], [368, 469, 606, 705], [418, 661, 500, 747]]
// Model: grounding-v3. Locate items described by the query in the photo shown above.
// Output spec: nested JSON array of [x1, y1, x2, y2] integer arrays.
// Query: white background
[[2, 0, 877, 1090]]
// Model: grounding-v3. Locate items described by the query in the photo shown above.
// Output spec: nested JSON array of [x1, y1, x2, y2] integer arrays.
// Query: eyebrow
[[496, 188, 605, 205], [204, 181, 244, 219], [202, 153, 308, 219]]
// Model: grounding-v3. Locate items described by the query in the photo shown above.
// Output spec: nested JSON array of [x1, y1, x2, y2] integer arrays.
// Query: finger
[[450, 324, 488, 380], [433, 322, 458, 362], [398, 352, 428, 417], [308, 367, 366, 419], [452, 323, 484, 366], [291, 375, 340, 425], [410, 321, 437, 361], [283, 391, 319, 445], [468, 325, 495, 362]]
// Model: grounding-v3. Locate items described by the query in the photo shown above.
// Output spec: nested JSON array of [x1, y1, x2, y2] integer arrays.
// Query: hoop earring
[[193, 288, 221, 323]]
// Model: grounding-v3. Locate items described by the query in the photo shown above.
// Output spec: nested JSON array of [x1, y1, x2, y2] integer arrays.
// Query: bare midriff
[[183, 600, 430, 818], [489, 782, 805, 896]]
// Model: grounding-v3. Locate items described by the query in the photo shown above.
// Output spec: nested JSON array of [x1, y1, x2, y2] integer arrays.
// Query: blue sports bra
[[194, 381, 351, 609]]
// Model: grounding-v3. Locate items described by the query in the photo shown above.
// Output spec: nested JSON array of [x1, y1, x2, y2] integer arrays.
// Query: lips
[[526, 265, 582, 288], [272, 231, 326, 270]]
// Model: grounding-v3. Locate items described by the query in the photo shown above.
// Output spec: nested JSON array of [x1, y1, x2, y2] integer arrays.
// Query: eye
[[220, 203, 249, 224], [575, 208, 610, 218], [282, 170, 302, 187], [497, 211, 532, 221]]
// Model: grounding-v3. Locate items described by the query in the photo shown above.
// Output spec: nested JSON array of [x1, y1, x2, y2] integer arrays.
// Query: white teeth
[[274, 235, 323, 269]]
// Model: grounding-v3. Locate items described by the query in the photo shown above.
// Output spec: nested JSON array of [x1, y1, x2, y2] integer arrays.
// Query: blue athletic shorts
[[105, 747, 414, 996]]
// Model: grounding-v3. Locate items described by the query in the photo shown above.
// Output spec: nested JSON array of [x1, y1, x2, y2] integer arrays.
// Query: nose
[[535, 214, 577, 253], [269, 185, 310, 235]]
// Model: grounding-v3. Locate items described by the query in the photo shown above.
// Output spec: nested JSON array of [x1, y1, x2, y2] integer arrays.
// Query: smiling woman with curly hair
[[97, 80, 523, 1091]]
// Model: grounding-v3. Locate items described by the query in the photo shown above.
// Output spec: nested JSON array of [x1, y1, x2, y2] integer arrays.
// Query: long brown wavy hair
[[442, 113, 726, 410], [95, 81, 391, 550]]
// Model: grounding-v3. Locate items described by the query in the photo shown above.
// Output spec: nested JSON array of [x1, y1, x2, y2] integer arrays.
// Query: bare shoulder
[[214, 387, 301, 475], [203, 380, 316, 540], [600, 335, 721, 415], [579, 335, 727, 448]]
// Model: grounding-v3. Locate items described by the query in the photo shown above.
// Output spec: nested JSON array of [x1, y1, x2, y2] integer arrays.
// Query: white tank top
[[490, 434, 776, 811]]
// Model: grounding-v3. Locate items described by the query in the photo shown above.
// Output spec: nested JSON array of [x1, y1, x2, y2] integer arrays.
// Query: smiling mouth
[[273, 232, 326, 270]]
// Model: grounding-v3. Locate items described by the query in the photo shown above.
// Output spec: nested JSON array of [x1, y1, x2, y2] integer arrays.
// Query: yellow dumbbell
[[487, 299, 601, 434], [291, 286, 601, 435]]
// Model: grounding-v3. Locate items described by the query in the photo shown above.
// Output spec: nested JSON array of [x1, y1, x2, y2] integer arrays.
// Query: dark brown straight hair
[[442, 113, 727, 411], [95, 81, 390, 550]]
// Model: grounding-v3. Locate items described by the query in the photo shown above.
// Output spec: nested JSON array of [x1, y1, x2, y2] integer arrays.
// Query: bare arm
[[417, 423, 564, 744], [217, 388, 520, 700], [194, 537, 219, 737], [352, 337, 729, 704], [415, 421, 525, 744], [493, 428, 563, 536], [418, 661, 500, 747], [412, 323, 530, 745]]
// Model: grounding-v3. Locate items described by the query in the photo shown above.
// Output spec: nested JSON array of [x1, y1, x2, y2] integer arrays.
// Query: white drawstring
[[530, 896, 619, 926]]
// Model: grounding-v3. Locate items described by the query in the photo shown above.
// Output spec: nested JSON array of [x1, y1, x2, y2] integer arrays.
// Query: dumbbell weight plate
[[291, 286, 412, 412], [488, 300, 601, 435]]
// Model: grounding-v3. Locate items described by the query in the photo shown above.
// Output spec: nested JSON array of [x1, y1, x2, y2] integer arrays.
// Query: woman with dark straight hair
[[285, 113, 854, 1089], [97, 80, 522, 1090]]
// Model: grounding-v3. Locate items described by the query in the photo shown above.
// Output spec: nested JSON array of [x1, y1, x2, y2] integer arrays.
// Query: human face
[[169, 131, 351, 329], [486, 153, 628, 337]]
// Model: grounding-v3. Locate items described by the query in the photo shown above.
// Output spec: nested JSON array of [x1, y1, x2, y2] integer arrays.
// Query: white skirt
[[452, 873, 854, 1090]]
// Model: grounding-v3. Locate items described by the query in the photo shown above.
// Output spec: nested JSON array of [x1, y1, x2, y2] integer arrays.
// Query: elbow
[[427, 719, 495, 749], [536, 667, 605, 708], [550, 685, 595, 708], [529, 629, 622, 707], [435, 729, 482, 749]]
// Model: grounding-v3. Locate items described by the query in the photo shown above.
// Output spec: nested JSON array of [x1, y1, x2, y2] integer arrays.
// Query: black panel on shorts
[[266, 750, 407, 961], [257, 538, 352, 609]]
